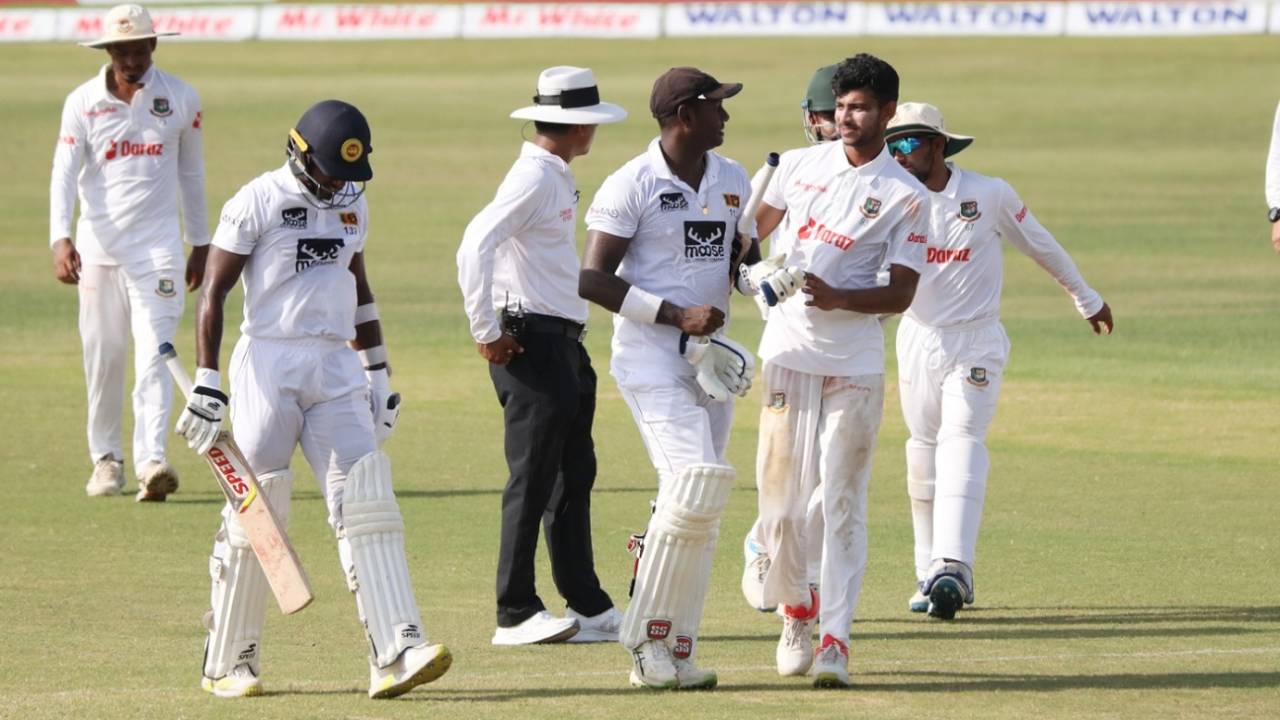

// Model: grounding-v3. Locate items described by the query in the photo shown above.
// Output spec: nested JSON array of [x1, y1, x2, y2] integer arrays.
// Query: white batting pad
[[620, 464, 734, 657], [339, 451, 425, 669], [203, 470, 293, 680]]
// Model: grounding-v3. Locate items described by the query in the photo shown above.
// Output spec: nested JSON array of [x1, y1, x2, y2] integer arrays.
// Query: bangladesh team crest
[[156, 278, 175, 298], [958, 200, 981, 222], [860, 196, 883, 219], [770, 391, 786, 410], [150, 97, 172, 118], [968, 367, 989, 387]]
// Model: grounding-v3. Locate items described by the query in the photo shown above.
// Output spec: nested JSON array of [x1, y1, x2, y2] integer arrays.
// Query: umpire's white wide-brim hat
[[886, 102, 974, 158], [510, 66, 627, 125], [80, 4, 178, 49]]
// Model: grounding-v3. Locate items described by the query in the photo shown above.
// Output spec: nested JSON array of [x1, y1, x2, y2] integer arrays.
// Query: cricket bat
[[159, 343, 314, 615], [738, 151, 780, 238]]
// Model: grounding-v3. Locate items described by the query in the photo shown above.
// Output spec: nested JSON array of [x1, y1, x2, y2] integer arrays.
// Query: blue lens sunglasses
[[887, 136, 933, 156]]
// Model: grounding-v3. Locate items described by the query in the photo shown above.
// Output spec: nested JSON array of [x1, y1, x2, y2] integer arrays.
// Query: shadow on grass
[[706, 625, 1264, 643], [868, 605, 1280, 626], [263, 671, 1280, 700]]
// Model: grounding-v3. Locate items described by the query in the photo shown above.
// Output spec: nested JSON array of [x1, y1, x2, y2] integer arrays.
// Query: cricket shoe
[[85, 457, 124, 497], [811, 634, 850, 689], [369, 642, 452, 699], [741, 534, 776, 613], [673, 657, 717, 690], [908, 582, 929, 613], [136, 460, 179, 502], [777, 586, 819, 676], [202, 663, 263, 698], [565, 606, 623, 643], [629, 640, 678, 689], [492, 610, 579, 645], [922, 559, 973, 621]]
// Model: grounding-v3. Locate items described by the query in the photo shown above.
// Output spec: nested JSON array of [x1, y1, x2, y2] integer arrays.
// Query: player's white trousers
[[896, 315, 1009, 579], [227, 335, 375, 527], [78, 260, 182, 475], [755, 362, 883, 641]]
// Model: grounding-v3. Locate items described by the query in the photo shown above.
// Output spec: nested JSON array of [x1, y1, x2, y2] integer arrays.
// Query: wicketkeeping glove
[[679, 333, 756, 401], [366, 368, 401, 446], [175, 368, 227, 456], [740, 254, 805, 307]]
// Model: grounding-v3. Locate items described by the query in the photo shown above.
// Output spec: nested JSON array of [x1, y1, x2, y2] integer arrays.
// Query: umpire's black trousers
[[489, 315, 613, 628]]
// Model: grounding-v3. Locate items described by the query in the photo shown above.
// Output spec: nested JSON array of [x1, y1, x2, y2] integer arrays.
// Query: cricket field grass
[[1, 35, 1277, 719]]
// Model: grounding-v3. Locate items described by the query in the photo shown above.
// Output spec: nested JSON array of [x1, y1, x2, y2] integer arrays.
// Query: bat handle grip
[[158, 342, 194, 396]]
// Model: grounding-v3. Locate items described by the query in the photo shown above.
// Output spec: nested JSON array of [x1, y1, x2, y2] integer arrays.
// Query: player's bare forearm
[[803, 265, 919, 314], [580, 229, 722, 334], [755, 203, 786, 244], [349, 252, 384, 351], [185, 244, 209, 291], [196, 247, 249, 371]]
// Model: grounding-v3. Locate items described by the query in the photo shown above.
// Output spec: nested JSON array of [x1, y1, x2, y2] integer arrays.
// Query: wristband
[[355, 302, 379, 325], [619, 285, 663, 324], [193, 367, 221, 391], [357, 345, 388, 369]]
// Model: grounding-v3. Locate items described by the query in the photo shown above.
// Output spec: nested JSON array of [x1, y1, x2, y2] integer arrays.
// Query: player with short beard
[[744, 54, 930, 688], [50, 4, 207, 502], [885, 102, 1113, 620], [178, 100, 451, 699]]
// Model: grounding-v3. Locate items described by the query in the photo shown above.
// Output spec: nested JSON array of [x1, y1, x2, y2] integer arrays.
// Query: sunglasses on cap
[[887, 136, 934, 156]]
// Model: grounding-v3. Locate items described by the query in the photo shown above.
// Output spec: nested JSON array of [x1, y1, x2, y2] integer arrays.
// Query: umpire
[[457, 66, 627, 645]]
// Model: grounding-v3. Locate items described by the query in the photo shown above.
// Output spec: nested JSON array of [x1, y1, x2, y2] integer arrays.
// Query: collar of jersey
[[646, 136, 720, 194], [93, 63, 157, 106], [938, 162, 962, 198], [824, 139, 892, 179], [519, 141, 570, 175]]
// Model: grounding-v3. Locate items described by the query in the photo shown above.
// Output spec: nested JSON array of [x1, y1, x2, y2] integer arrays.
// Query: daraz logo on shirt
[[104, 138, 163, 161], [795, 218, 855, 251]]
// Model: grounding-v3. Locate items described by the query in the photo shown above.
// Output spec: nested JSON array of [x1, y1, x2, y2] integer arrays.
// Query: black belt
[[523, 313, 587, 342]]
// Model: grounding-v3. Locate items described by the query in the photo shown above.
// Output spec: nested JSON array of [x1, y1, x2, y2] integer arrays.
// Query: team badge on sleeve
[[958, 200, 981, 222], [860, 197, 882, 219]]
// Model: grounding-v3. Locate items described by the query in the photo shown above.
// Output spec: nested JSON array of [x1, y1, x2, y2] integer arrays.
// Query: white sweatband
[[193, 367, 221, 391], [619, 286, 663, 324], [357, 345, 388, 368], [354, 302, 379, 325]]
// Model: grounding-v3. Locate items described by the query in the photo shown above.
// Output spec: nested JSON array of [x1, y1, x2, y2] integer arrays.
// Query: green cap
[[801, 64, 838, 113]]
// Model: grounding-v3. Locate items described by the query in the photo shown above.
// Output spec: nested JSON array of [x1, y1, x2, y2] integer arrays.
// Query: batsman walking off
[[884, 102, 1113, 620], [178, 100, 450, 698], [741, 54, 930, 687]]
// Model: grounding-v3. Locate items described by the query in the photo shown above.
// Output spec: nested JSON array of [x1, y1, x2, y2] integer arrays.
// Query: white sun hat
[[886, 102, 974, 158], [80, 4, 179, 49], [510, 66, 627, 125]]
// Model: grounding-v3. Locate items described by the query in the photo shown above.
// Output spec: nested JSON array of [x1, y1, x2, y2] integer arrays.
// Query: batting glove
[[366, 368, 401, 446], [679, 333, 756, 401], [175, 368, 226, 456], [740, 254, 805, 307]]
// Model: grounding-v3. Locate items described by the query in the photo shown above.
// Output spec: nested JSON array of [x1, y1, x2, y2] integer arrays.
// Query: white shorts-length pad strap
[[338, 451, 425, 669], [203, 470, 293, 680], [620, 464, 735, 656]]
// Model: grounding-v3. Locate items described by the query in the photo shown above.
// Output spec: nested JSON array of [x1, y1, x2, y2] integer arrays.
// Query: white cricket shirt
[[585, 137, 754, 382], [212, 165, 368, 342], [758, 141, 930, 377], [50, 64, 207, 266], [907, 164, 1103, 329], [1266, 101, 1280, 209], [456, 142, 588, 344]]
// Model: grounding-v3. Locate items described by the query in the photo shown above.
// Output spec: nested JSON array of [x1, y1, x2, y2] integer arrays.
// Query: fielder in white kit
[[744, 54, 929, 687], [177, 100, 450, 698], [50, 4, 207, 501], [581, 66, 790, 690], [884, 103, 1114, 620]]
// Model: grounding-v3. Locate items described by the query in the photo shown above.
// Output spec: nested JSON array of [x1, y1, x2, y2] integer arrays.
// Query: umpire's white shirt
[[908, 164, 1102, 329], [585, 137, 754, 382], [759, 142, 929, 377], [50, 65, 207, 266], [457, 142, 588, 344], [212, 165, 368, 342]]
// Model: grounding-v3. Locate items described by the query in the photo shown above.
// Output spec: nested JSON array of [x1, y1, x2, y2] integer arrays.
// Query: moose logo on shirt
[[281, 207, 307, 229], [660, 193, 688, 213], [683, 221, 726, 261], [295, 238, 345, 273]]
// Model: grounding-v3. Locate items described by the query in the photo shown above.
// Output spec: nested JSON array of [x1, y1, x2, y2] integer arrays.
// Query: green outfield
[[1, 36, 1277, 719]]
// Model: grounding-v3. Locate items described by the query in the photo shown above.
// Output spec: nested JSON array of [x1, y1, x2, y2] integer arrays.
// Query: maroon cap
[[649, 67, 743, 119]]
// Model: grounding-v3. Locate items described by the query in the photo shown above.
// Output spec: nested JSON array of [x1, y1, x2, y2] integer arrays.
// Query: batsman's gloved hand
[[740, 254, 805, 307], [679, 333, 756, 401], [366, 368, 401, 446], [175, 368, 226, 456]]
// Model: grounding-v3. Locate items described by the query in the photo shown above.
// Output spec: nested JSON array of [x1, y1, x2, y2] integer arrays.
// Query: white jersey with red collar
[[585, 137, 754, 382], [906, 164, 1103, 329], [212, 165, 368, 343], [50, 64, 206, 266], [759, 141, 930, 377]]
